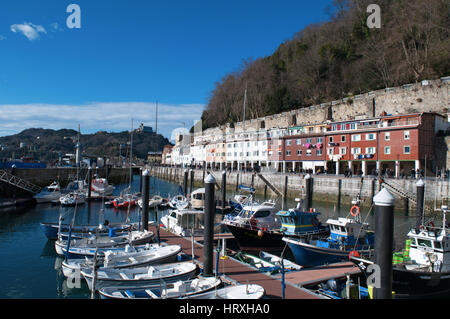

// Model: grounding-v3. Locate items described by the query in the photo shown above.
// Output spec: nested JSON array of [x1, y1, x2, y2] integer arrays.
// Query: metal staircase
[[0, 170, 42, 194]]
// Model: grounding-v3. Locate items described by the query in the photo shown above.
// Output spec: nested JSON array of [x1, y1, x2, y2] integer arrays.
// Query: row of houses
[[162, 112, 450, 177]]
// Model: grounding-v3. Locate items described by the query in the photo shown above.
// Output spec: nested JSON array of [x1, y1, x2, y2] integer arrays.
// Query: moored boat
[[98, 276, 221, 299], [81, 261, 198, 290], [34, 181, 61, 204], [180, 283, 265, 299]]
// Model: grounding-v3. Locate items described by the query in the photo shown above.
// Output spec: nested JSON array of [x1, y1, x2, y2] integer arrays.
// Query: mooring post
[[283, 175, 288, 210], [221, 170, 226, 209], [416, 179, 425, 229], [264, 184, 268, 201], [337, 179, 342, 213], [189, 169, 194, 196], [373, 188, 395, 299], [236, 173, 240, 192], [203, 174, 216, 276], [305, 174, 312, 211], [139, 167, 143, 194], [183, 169, 189, 197], [404, 197, 409, 216], [87, 167, 92, 201], [141, 169, 150, 231]]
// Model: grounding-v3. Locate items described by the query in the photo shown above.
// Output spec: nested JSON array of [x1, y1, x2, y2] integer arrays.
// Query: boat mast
[[155, 100, 158, 135]]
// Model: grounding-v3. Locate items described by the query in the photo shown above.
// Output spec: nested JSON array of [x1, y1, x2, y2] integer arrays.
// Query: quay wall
[[150, 166, 446, 212]]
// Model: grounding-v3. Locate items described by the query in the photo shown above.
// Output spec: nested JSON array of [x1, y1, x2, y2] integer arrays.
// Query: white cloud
[[10, 22, 47, 41], [0, 102, 205, 140]]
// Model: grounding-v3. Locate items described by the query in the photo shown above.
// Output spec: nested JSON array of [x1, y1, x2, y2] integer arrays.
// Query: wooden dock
[[150, 226, 362, 299]]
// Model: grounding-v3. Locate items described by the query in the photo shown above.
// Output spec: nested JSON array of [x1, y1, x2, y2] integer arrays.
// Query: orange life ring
[[350, 205, 360, 217]]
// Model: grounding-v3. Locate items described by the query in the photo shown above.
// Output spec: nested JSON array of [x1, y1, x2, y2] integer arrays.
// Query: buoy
[[257, 230, 264, 238]]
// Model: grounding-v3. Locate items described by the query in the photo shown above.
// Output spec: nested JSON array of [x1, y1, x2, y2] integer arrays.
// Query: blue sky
[[0, 0, 332, 140]]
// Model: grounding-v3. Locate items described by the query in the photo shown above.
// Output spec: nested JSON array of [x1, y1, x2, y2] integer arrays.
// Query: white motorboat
[[138, 195, 164, 209], [89, 177, 115, 197], [98, 276, 221, 299], [160, 208, 204, 237], [59, 191, 86, 206], [181, 284, 265, 299], [55, 230, 155, 256], [190, 188, 205, 210], [81, 261, 198, 290], [61, 244, 182, 277], [34, 181, 62, 204]]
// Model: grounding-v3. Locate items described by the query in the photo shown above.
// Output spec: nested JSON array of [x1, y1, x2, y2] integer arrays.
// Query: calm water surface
[[0, 175, 418, 298]]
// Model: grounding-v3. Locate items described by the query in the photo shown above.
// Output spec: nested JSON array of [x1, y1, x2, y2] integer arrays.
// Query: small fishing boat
[[233, 251, 280, 274], [40, 221, 137, 240], [89, 177, 115, 197], [59, 191, 86, 206], [112, 194, 138, 209], [137, 195, 164, 209], [160, 208, 204, 237], [81, 261, 198, 290], [259, 251, 302, 271], [223, 198, 328, 254], [55, 230, 155, 257], [34, 181, 61, 204], [56, 243, 158, 259], [98, 276, 221, 299], [283, 215, 374, 267], [190, 188, 205, 210], [61, 244, 182, 277], [168, 195, 189, 209], [181, 284, 265, 299]]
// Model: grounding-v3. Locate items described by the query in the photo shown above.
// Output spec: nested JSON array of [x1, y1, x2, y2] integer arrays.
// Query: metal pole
[[203, 174, 216, 276], [190, 169, 194, 195], [416, 179, 425, 229], [183, 169, 189, 197], [373, 188, 395, 299], [305, 174, 312, 212], [283, 175, 288, 210], [87, 167, 92, 201], [221, 170, 226, 209], [142, 169, 150, 231], [139, 168, 143, 194]]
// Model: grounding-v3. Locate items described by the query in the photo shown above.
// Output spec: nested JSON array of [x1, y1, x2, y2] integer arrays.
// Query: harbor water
[[0, 175, 418, 298]]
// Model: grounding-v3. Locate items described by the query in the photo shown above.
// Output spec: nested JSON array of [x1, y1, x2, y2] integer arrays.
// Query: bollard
[[236, 173, 240, 192], [183, 169, 189, 197], [87, 167, 92, 201], [141, 170, 150, 231], [139, 168, 143, 194], [190, 169, 194, 196], [203, 174, 216, 276], [416, 179, 425, 229], [373, 188, 395, 299], [305, 174, 312, 212], [221, 170, 226, 209], [337, 179, 342, 213], [264, 184, 268, 201]]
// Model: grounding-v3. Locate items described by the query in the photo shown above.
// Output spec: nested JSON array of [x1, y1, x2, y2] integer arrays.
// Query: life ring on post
[[426, 221, 435, 232], [350, 205, 360, 217]]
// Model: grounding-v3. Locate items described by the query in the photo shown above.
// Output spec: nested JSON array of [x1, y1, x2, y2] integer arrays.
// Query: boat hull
[[284, 238, 373, 267], [392, 267, 450, 299], [40, 222, 136, 240], [225, 224, 286, 253]]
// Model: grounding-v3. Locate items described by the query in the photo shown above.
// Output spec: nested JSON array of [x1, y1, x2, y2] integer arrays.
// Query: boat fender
[[350, 205, 360, 217], [349, 250, 360, 260], [257, 230, 264, 238]]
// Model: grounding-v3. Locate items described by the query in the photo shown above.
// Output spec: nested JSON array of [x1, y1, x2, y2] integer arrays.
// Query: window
[[404, 145, 411, 154], [286, 140, 292, 146], [365, 147, 376, 154], [339, 147, 346, 155], [352, 134, 361, 142], [296, 139, 301, 145], [317, 137, 323, 143], [306, 138, 312, 143], [417, 239, 432, 248], [384, 132, 390, 141], [327, 148, 334, 155], [366, 133, 376, 141], [286, 150, 291, 156], [316, 149, 322, 155], [332, 124, 338, 131], [350, 123, 356, 130], [297, 150, 302, 156], [341, 135, 346, 142], [404, 131, 410, 140], [329, 136, 334, 143], [384, 146, 391, 154], [351, 147, 361, 155]]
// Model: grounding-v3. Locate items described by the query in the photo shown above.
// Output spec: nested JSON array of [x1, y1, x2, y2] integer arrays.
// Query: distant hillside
[[201, 0, 450, 129], [0, 128, 170, 162]]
